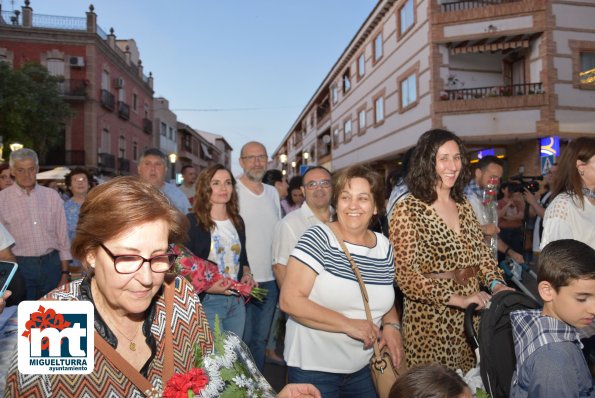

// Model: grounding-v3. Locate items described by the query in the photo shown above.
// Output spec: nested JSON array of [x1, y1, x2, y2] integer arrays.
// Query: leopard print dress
[[390, 195, 503, 372]]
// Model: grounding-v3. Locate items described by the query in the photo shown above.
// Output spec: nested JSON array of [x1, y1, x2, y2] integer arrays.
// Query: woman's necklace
[[582, 187, 595, 200], [109, 320, 143, 351]]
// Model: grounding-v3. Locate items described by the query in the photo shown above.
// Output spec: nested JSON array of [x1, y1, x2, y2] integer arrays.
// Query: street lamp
[[168, 153, 177, 183], [291, 161, 296, 176], [10, 143, 24, 152], [303, 151, 309, 165]]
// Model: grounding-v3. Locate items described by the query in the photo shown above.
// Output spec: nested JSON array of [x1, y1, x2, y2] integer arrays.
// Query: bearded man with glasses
[[237, 141, 282, 372]]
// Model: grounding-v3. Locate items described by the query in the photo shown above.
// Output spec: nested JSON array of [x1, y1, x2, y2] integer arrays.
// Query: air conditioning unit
[[69, 56, 85, 67], [114, 77, 125, 89]]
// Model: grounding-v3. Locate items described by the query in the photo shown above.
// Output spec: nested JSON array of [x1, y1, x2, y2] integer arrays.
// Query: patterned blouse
[[4, 276, 213, 397], [390, 195, 503, 372]]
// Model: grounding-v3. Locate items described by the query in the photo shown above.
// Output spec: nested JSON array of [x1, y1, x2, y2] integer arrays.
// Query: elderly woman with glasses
[[4, 176, 214, 396], [4, 176, 321, 398]]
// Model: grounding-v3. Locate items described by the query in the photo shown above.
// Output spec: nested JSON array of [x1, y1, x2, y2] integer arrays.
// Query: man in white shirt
[[465, 156, 524, 264], [272, 166, 333, 286], [137, 148, 191, 214], [179, 165, 197, 204], [236, 141, 281, 371]]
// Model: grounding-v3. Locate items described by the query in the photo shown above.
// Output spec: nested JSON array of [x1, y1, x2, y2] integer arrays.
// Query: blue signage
[[477, 148, 495, 159], [540, 136, 559, 157]]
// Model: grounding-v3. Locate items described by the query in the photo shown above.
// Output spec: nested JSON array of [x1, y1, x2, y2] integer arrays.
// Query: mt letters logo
[[18, 301, 94, 374]]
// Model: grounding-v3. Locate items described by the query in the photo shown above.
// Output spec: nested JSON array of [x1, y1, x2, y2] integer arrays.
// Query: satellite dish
[[322, 135, 331, 144]]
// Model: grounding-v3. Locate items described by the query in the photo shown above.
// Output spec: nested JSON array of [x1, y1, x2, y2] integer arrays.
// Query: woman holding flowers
[[5, 176, 214, 397], [4, 176, 319, 398], [390, 129, 510, 372], [187, 164, 256, 336], [280, 165, 402, 398]]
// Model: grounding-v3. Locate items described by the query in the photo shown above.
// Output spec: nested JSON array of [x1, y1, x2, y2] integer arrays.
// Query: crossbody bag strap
[[327, 222, 381, 357], [93, 280, 176, 396], [163, 278, 175, 383], [94, 331, 156, 395]]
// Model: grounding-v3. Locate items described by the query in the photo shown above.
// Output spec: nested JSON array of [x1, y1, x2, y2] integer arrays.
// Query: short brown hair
[[332, 165, 385, 217], [389, 364, 468, 398], [538, 239, 595, 291], [71, 176, 188, 265]]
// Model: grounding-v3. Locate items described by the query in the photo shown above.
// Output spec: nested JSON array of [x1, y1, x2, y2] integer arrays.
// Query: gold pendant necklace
[[109, 320, 142, 351]]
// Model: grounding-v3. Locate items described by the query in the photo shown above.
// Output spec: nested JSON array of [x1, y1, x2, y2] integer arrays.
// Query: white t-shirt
[[272, 202, 332, 266], [541, 193, 595, 250], [284, 224, 395, 373], [208, 219, 241, 280], [237, 180, 281, 282]]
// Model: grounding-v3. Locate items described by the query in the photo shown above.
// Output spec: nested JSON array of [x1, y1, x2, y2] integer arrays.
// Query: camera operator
[[464, 156, 524, 264], [497, 182, 525, 263], [522, 164, 557, 256]]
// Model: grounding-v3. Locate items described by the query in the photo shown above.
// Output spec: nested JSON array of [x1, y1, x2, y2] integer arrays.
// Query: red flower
[[163, 368, 209, 398]]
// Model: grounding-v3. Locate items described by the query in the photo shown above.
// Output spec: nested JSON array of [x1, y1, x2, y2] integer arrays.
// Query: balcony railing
[[100, 89, 115, 111], [441, 82, 543, 101], [57, 79, 86, 98], [118, 157, 130, 173], [97, 153, 115, 169], [32, 13, 86, 30], [44, 150, 85, 166], [316, 102, 330, 124], [117, 101, 130, 120], [440, 0, 522, 12], [143, 118, 153, 134]]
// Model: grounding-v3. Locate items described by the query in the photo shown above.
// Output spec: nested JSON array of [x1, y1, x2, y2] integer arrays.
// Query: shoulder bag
[[328, 223, 405, 398]]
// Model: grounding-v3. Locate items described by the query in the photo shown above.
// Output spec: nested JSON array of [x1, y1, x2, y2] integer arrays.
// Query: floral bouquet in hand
[[164, 316, 276, 398], [171, 244, 267, 302]]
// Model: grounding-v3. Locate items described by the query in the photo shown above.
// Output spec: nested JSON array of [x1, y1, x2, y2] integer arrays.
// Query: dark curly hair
[[406, 129, 471, 204], [191, 164, 243, 232], [65, 167, 94, 192]]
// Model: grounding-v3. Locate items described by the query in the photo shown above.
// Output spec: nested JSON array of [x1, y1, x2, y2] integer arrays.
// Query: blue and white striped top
[[285, 223, 395, 373]]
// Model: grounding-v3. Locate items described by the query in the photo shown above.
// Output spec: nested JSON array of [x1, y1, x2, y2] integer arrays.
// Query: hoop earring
[[579, 170, 585, 176]]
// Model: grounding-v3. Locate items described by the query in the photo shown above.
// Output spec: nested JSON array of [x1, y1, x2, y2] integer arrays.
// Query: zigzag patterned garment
[[4, 277, 213, 397]]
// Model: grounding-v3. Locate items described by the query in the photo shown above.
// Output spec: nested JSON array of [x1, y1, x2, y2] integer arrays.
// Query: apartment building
[[176, 122, 224, 179], [0, 3, 154, 177], [273, 0, 595, 179]]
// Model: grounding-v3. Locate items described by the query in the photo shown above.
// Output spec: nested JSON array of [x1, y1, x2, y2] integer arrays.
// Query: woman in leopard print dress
[[389, 129, 511, 372]]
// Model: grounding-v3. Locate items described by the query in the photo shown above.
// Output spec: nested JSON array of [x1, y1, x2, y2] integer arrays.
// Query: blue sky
[[7, 0, 378, 172]]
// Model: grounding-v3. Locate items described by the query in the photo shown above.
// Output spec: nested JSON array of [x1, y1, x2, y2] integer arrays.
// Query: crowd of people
[[0, 133, 593, 397]]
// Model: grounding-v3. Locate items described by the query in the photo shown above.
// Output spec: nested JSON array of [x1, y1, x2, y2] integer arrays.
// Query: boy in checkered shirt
[[510, 239, 595, 398]]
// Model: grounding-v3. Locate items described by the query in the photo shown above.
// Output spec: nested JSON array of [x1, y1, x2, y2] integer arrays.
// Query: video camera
[[510, 174, 542, 194]]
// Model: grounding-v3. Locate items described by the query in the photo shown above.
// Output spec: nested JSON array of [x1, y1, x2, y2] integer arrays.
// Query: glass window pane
[[374, 34, 383, 61]]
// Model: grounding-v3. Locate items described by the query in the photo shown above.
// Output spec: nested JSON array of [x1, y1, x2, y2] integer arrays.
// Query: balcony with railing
[[441, 82, 543, 100], [44, 150, 85, 166], [117, 101, 130, 120], [436, 82, 547, 113], [118, 157, 130, 173], [97, 152, 115, 169], [100, 89, 115, 111], [143, 118, 153, 134], [440, 0, 522, 12], [57, 79, 86, 99]]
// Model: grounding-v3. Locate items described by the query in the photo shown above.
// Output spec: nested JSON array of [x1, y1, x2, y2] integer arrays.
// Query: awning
[[448, 33, 540, 55]]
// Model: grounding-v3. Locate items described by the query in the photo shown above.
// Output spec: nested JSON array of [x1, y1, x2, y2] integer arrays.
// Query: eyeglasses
[[303, 179, 331, 190], [100, 243, 177, 274], [241, 154, 267, 163]]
